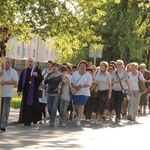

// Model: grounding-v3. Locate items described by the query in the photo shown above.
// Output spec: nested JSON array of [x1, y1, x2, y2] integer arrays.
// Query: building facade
[[6, 36, 57, 76]]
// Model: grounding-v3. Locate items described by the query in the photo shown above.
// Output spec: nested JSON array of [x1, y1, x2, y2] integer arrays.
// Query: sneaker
[[76, 121, 81, 126], [1, 128, 6, 132], [96, 121, 102, 125], [50, 122, 54, 127], [44, 117, 47, 123], [86, 119, 90, 122], [39, 120, 42, 124], [59, 118, 62, 125], [91, 119, 96, 123], [102, 116, 106, 121], [72, 112, 77, 118], [122, 112, 127, 117], [127, 116, 134, 121], [61, 123, 66, 127], [115, 118, 120, 123]]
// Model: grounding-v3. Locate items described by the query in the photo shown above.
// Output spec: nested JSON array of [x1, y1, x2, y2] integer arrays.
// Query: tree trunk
[[124, 47, 130, 66], [146, 49, 150, 70]]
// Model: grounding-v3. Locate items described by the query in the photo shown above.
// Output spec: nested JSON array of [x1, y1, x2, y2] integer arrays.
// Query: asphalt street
[[0, 108, 150, 150]]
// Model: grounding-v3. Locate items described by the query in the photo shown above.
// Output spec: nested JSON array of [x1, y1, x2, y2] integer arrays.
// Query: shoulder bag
[[116, 71, 130, 101], [90, 71, 98, 98], [71, 73, 85, 94], [138, 72, 147, 94]]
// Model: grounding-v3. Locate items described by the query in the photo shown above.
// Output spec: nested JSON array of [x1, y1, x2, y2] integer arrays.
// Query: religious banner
[[0, 26, 12, 116]]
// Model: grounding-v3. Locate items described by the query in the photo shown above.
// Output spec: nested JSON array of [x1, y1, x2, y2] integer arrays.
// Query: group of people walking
[[0, 57, 150, 132]]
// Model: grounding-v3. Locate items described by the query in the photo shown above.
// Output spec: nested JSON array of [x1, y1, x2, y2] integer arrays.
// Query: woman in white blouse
[[128, 62, 145, 121], [70, 60, 92, 126]]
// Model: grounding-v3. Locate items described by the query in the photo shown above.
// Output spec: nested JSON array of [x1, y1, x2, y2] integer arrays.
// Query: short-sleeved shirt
[[42, 68, 52, 79], [2, 68, 18, 97], [95, 71, 111, 91], [112, 70, 128, 91], [61, 84, 71, 101], [128, 72, 145, 91], [70, 71, 92, 96]]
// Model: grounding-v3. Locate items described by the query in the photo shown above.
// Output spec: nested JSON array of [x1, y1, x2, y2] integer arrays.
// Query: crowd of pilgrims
[[17, 59, 150, 127]]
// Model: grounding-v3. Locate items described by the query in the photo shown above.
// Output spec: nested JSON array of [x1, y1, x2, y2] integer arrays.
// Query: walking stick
[[0, 26, 11, 116]]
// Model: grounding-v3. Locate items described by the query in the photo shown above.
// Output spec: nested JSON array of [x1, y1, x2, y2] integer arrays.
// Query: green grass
[[11, 97, 22, 108]]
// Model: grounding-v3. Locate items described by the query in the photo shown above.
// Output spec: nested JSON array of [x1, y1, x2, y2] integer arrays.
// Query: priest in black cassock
[[17, 58, 43, 126]]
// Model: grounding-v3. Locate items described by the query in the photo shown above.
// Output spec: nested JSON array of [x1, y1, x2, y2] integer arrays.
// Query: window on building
[[17, 47, 20, 55], [45, 50, 49, 59], [33, 36, 37, 42], [22, 48, 26, 57], [52, 50, 54, 59], [33, 49, 36, 57], [28, 48, 30, 55], [11, 46, 15, 55]]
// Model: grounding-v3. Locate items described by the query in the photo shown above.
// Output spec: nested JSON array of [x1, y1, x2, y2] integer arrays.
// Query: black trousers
[[39, 103, 46, 119], [112, 90, 123, 119]]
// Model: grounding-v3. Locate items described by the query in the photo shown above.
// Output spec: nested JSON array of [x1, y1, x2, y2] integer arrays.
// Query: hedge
[[11, 97, 22, 108]]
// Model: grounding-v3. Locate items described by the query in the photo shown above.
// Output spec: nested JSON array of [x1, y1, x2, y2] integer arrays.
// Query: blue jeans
[[47, 95, 60, 124], [60, 99, 69, 123], [0, 97, 11, 128], [112, 90, 123, 119]]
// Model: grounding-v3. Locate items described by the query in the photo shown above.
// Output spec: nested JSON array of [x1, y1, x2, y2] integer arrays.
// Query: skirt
[[73, 95, 88, 105], [97, 90, 108, 115], [139, 92, 148, 106]]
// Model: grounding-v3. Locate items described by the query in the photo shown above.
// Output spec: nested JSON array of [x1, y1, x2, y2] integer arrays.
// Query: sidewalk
[[9, 108, 20, 124], [1, 108, 150, 150]]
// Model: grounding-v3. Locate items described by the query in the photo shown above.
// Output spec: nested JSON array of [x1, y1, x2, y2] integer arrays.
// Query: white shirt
[[2, 68, 18, 97], [95, 71, 111, 90], [70, 71, 92, 96], [67, 74, 72, 81], [128, 72, 145, 91]]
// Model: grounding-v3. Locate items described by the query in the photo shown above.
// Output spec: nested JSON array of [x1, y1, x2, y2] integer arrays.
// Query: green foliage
[[11, 97, 21, 108], [0, 0, 149, 66]]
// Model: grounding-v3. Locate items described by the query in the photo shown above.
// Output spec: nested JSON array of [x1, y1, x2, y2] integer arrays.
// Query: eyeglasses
[[108, 68, 113, 70]]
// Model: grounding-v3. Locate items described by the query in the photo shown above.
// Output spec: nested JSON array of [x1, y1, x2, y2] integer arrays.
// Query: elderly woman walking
[[111, 60, 131, 123], [94, 61, 112, 124], [128, 62, 145, 121]]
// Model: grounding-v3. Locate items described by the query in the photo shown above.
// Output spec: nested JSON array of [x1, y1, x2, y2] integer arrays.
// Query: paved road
[[0, 109, 150, 150]]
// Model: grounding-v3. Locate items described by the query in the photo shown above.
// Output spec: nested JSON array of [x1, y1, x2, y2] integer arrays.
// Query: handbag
[[90, 71, 98, 98], [138, 72, 147, 94], [90, 80, 98, 98], [71, 73, 85, 94], [116, 71, 130, 101], [38, 90, 43, 98]]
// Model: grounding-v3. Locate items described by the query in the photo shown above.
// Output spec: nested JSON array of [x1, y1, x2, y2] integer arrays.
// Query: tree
[[0, 0, 149, 67]]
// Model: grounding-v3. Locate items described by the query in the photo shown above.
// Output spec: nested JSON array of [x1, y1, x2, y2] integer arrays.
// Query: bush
[[11, 97, 22, 108]]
